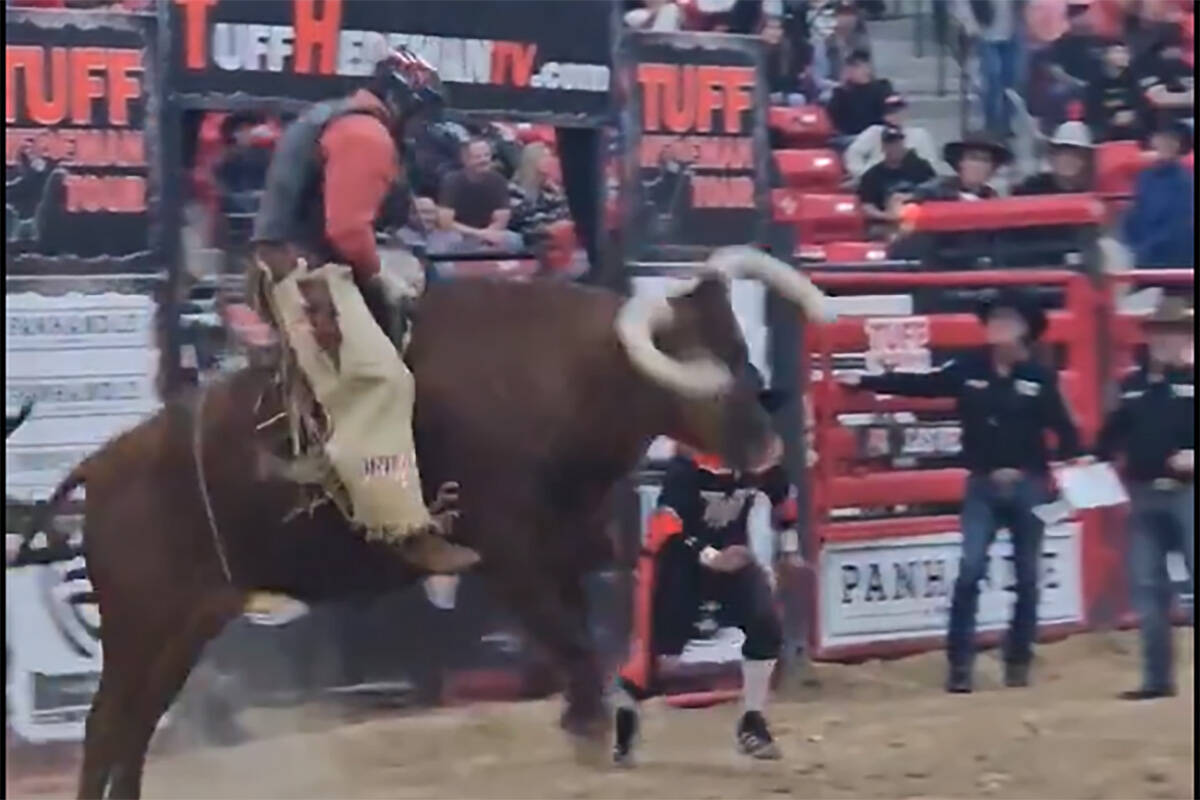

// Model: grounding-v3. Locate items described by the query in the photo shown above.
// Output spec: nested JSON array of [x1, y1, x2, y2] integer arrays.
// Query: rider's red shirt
[[319, 90, 398, 280]]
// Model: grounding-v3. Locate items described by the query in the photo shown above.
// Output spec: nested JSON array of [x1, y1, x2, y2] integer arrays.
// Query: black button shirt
[[859, 352, 1082, 474], [1096, 365, 1195, 482]]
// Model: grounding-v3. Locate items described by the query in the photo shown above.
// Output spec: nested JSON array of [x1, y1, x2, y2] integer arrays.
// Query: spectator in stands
[[844, 94, 947, 179], [509, 143, 571, 246], [1045, 2, 1101, 126], [827, 50, 895, 142], [214, 112, 272, 205], [912, 130, 1012, 201], [438, 137, 522, 253], [1014, 121, 1095, 194], [396, 195, 462, 257], [1086, 40, 1150, 142], [624, 0, 684, 30], [1122, 116, 1194, 268], [811, 1, 871, 102], [1138, 29, 1195, 127], [857, 125, 937, 240], [1096, 296, 1194, 702], [954, 0, 1025, 138], [763, 13, 816, 106]]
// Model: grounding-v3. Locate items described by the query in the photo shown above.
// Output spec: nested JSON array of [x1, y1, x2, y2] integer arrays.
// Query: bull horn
[[615, 294, 733, 398], [705, 246, 832, 322]]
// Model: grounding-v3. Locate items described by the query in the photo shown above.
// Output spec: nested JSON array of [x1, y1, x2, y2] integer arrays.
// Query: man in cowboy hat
[[1014, 121, 1096, 195], [841, 288, 1082, 692], [1097, 296, 1194, 700], [1123, 115, 1194, 269], [611, 372, 801, 764], [912, 130, 1013, 202]]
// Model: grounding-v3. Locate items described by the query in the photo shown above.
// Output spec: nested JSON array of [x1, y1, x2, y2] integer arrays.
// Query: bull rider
[[251, 49, 478, 574]]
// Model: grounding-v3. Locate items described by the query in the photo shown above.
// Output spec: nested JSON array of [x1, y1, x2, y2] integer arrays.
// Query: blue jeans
[[979, 38, 1019, 135], [1127, 483, 1195, 691], [947, 473, 1049, 668]]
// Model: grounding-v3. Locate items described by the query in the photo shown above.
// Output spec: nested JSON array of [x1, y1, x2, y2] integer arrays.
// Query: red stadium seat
[[768, 105, 834, 148], [773, 149, 844, 191], [1095, 140, 1150, 197], [771, 190, 865, 244]]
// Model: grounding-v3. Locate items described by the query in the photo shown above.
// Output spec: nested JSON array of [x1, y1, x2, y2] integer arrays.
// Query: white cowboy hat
[[1048, 121, 1095, 150]]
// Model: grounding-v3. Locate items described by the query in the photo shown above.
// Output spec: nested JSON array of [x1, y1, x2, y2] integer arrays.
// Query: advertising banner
[[818, 523, 1084, 650], [5, 291, 161, 502], [168, 0, 615, 124], [619, 32, 770, 263], [5, 10, 162, 274]]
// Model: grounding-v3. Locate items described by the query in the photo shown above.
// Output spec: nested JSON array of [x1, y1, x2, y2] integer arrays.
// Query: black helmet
[[369, 47, 446, 119]]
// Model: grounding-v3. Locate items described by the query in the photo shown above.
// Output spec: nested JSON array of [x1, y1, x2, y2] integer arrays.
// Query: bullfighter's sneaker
[[613, 705, 639, 767], [736, 711, 781, 760]]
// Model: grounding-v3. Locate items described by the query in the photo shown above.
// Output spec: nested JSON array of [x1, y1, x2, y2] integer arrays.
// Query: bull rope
[[193, 382, 234, 583]]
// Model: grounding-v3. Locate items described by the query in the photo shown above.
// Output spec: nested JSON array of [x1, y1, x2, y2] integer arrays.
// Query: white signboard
[[863, 316, 931, 375], [5, 292, 161, 501], [819, 523, 1083, 649], [6, 563, 102, 743]]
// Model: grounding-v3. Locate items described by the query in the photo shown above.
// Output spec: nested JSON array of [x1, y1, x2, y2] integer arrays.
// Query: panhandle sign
[[620, 32, 770, 263], [169, 0, 615, 124], [4, 10, 162, 274], [818, 524, 1084, 651]]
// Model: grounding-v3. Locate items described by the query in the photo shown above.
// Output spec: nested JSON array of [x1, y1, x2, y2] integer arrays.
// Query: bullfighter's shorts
[[265, 260, 432, 539], [619, 537, 782, 696]]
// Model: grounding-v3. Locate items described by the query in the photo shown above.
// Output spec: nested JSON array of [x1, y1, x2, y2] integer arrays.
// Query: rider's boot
[[612, 677, 640, 767]]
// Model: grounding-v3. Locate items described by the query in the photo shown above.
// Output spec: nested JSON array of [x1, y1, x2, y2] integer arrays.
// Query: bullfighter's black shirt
[[859, 352, 1082, 474], [1096, 364, 1195, 482], [653, 455, 796, 557]]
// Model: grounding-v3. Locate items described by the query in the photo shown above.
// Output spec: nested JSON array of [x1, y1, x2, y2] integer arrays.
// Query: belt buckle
[[1152, 478, 1182, 491]]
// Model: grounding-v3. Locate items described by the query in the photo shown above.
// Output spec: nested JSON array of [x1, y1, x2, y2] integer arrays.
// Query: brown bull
[[29, 247, 826, 799]]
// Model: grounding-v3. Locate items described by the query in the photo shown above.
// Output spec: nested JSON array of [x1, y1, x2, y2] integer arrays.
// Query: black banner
[[168, 0, 616, 125], [5, 10, 162, 275], [619, 32, 770, 263]]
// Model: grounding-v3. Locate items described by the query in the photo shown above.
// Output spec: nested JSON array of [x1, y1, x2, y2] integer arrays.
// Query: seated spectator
[[624, 0, 683, 30], [213, 112, 273, 243], [1138, 30, 1195, 125], [857, 125, 937, 240], [438, 137, 523, 253], [762, 13, 816, 106], [509, 143, 571, 246], [811, 1, 871, 102], [1087, 39, 1150, 142], [1122, 117, 1194, 268], [911, 130, 1012, 201], [844, 94, 947, 179], [1014, 121, 1096, 194], [827, 49, 895, 141], [396, 195, 463, 257]]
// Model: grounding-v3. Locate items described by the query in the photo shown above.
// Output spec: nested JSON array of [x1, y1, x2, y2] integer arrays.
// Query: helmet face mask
[[372, 47, 446, 126]]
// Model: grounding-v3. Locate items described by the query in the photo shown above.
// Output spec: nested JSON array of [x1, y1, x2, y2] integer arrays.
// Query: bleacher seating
[[773, 149, 844, 191], [767, 105, 833, 148], [772, 189, 865, 245]]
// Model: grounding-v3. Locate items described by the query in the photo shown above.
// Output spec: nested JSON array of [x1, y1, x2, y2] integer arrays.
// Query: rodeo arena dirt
[[5, 1, 1196, 799]]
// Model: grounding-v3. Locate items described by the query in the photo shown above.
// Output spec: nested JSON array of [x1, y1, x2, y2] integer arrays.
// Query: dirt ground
[[12, 630, 1195, 800]]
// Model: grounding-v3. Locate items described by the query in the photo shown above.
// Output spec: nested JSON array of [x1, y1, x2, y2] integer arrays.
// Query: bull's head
[[615, 247, 830, 471]]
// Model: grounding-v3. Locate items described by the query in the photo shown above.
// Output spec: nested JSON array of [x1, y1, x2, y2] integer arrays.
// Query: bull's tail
[[14, 459, 89, 565]]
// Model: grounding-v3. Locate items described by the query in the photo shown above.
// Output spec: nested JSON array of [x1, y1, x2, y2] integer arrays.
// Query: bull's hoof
[[561, 712, 610, 768]]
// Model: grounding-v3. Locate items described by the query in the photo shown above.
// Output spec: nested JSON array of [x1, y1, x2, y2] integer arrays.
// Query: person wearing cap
[[611, 376, 801, 765], [1014, 121, 1096, 195], [1096, 297, 1194, 700], [840, 288, 1082, 693], [911, 130, 1013, 201], [857, 125, 937, 240], [1086, 39, 1150, 142], [1122, 115, 1194, 269], [827, 49, 895, 140], [844, 94, 948, 179]]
